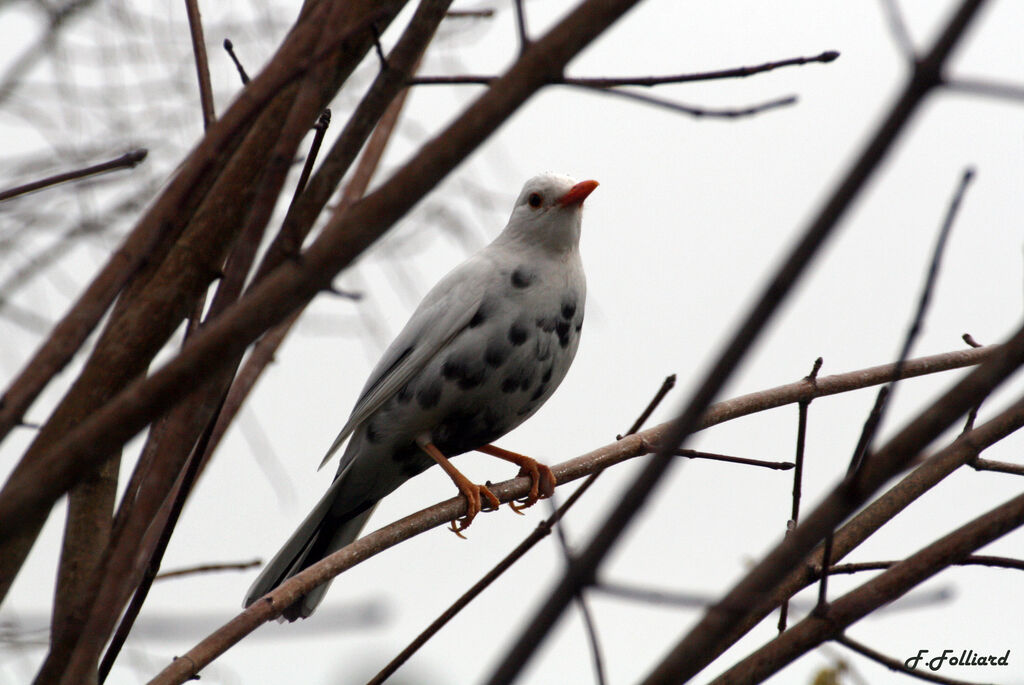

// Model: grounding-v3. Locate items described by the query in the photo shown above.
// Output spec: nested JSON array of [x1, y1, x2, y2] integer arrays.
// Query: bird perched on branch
[[245, 173, 598, 619]]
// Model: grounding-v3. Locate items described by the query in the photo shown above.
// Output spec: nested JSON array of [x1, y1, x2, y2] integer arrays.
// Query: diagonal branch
[[145, 345, 1001, 683]]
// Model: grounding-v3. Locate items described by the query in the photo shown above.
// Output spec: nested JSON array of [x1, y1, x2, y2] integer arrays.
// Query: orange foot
[[476, 444, 557, 513], [418, 439, 500, 538]]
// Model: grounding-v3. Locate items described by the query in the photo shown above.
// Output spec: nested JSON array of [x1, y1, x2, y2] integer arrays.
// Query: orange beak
[[558, 179, 599, 207]]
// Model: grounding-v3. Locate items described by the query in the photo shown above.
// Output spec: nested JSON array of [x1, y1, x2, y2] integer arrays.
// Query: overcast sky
[[3, 1, 1024, 684]]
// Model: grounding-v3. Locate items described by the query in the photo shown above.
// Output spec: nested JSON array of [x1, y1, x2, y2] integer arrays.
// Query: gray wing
[[318, 252, 494, 470]]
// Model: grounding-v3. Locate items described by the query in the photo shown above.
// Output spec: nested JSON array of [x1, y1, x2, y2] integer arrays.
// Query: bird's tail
[[243, 476, 378, 621]]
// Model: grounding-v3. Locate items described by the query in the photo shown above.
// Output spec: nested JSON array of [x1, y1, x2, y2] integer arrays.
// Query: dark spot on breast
[[508, 323, 528, 346], [442, 353, 486, 390], [511, 267, 534, 289], [530, 383, 548, 401], [484, 339, 509, 367], [575, 321, 583, 332], [416, 379, 441, 409], [458, 371, 485, 390], [556, 320, 571, 348], [561, 299, 576, 320], [542, 366, 552, 383], [441, 358, 462, 380], [431, 409, 507, 456], [397, 382, 414, 403], [535, 316, 557, 333], [502, 365, 534, 393]]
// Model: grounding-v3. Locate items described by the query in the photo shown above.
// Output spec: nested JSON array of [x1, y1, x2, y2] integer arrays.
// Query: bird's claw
[[508, 462, 557, 512], [448, 482, 500, 538]]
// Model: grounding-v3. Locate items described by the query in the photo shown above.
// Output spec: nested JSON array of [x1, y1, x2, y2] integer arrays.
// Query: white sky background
[[2, 1, 1024, 683]]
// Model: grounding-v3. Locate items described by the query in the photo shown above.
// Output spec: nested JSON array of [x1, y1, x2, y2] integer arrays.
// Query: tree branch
[[145, 346, 1000, 683]]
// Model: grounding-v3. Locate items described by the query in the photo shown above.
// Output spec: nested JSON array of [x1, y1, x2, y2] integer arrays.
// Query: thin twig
[[618, 374, 676, 438], [291, 109, 332, 202], [836, 635, 988, 685], [223, 38, 250, 84], [779, 357, 821, 632], [672, 449, 793, 471], [818, 167, 975, 615], [154, 559, 262, 581], [963, 333, 982, 348], [969, 457, 1024, 476], [946, 76, 1024, 103], [828, 554, 1024, 575], [408, 51, 840, 87], [184, 0, 216, 128], [512, 0, 529, 53], [0, 150, 147, 202], [878, 0, 916, 59], [574, 86, 797, 118]]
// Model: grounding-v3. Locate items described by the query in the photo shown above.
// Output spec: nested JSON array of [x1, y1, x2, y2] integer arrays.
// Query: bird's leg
[[417, 439, 500, 538], [476, 444, 557, 513]]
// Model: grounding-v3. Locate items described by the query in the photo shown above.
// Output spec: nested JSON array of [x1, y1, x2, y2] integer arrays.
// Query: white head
[[497, 173, 599, 253]]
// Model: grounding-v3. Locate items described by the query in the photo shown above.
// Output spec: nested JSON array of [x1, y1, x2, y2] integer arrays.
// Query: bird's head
[[501, 173, 599, 253]]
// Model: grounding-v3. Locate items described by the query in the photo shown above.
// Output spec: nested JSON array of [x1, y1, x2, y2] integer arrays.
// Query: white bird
[[244, 173, 598, 619]]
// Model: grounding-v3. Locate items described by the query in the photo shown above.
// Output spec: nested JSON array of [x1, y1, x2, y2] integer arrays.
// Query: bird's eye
[[528, 192, 542, 208]]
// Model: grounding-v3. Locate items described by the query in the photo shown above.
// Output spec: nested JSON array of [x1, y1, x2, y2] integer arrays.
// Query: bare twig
[[409, 51, 840, 87], [223, 38, 250, 85], [154, 559, 262, 581], [618, 374, 676, 438], [836, 635, 987, 685], [946, 76, 1024, 103], [878, 0, 916, 59], [0, 149, 147, 202], [672, 449, 793, 471], [816, 166, 974, 614], [578, 88, 797, 119], [829, 555, 1024, 575], [512, 0, 529, 53], [969, 457, 1024, 476], [184, 0, 216, 128], [291, 109, 331, 202], [778, 357, 821, 632]]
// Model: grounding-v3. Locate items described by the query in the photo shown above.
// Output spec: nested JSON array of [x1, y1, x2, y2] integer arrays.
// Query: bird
[[244, 173, 598, 620]]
